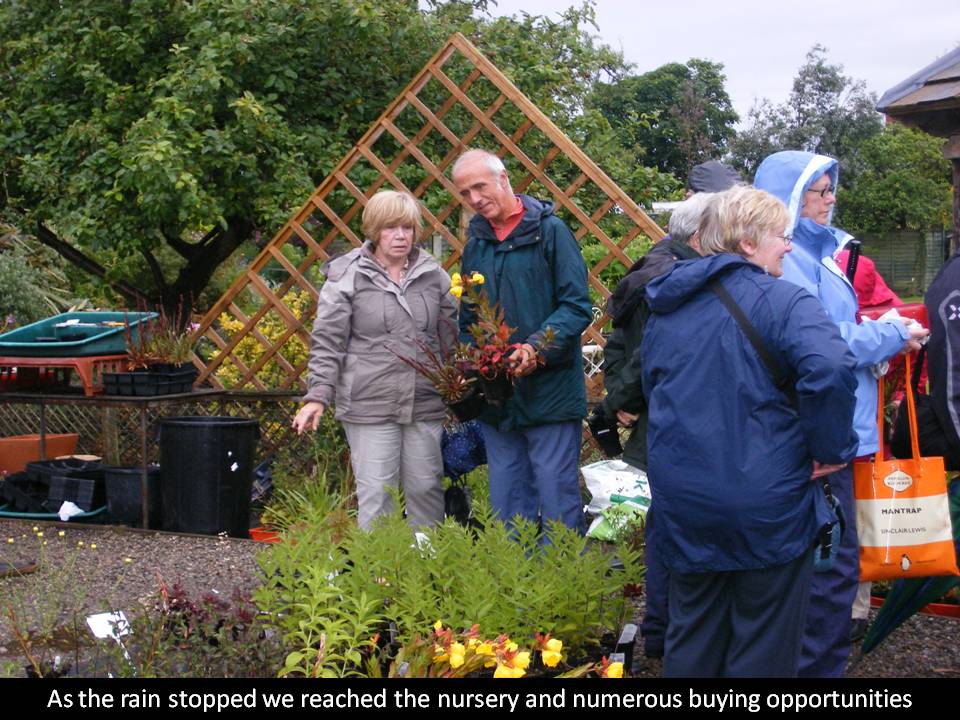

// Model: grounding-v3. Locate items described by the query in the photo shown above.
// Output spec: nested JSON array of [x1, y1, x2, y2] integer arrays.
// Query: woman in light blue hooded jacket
[[754, 151, 927, 678]]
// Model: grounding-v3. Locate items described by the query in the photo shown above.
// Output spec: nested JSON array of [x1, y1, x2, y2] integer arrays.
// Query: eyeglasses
[[806, 184, 836, 198], [775, 234, 792, 246]]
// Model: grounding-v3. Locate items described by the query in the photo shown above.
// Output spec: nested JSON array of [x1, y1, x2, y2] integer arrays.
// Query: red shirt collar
[[491, 196, 525, 242]]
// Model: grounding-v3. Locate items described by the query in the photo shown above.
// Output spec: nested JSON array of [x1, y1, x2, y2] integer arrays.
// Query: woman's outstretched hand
[[292, 401, 326, 434]]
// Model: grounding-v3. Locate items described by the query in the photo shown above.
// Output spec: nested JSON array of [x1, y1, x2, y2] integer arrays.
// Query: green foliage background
[[0, 0, 677, 311], [836, 124, 953, 236]]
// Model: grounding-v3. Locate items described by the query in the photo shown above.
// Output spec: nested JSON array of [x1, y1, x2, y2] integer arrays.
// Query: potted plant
[[396, 272, 553, 420], [394, 336, 482, 421], [102, 308, 199, 396]]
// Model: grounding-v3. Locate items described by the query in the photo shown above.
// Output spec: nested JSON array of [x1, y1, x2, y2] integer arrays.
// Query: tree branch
[[140, 245, 168, 294], [35, 222, 151, 306], [163, 226, 223, 260]]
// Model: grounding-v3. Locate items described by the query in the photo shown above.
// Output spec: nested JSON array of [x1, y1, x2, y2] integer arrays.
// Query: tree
[[1, 0, 651, 314], [835, 124, 952, 236], [729, 45, 883, 181], [590, 58, 739, 179]]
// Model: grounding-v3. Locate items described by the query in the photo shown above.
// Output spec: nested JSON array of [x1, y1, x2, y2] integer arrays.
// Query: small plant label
[[86, 610, 131, 640]]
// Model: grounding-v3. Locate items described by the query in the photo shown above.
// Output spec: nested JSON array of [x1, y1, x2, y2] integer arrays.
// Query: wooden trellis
[[193, 33, 664, 394]]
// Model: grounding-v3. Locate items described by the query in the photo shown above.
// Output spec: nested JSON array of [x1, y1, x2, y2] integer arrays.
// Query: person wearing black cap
[[686, 159, 742, 196]]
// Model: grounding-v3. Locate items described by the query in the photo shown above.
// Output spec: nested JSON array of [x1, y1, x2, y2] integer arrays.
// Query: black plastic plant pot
[[479, 373, 514, 406], [104, 466, 161, 527], [447, 384, 485, 422]]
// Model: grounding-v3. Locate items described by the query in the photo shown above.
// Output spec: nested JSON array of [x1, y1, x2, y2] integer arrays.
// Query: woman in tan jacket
[[292, 191, 457, 529]]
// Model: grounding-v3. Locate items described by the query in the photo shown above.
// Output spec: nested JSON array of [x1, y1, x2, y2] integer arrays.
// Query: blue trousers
[[479, 420, 585, 533], [664, 550, 813, 678], [641, 505, 669, 657], [799, 465, 859, 677]]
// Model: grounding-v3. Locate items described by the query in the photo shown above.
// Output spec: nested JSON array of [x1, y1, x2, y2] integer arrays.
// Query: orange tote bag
[[854, 353, 960, 582]]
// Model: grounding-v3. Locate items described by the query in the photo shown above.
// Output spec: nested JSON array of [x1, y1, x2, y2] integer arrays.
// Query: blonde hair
[[698, 186, 789, 257], [362, 191, 424, 244]]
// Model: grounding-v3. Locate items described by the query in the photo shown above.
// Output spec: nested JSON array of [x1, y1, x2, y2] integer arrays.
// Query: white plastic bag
[[581, 459, 651, 514], [581, 459, 652, 541]]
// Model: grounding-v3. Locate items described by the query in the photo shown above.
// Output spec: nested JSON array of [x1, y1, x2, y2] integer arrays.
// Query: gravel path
[[1, 518, 957, 678], [0, 519, 263, 674]]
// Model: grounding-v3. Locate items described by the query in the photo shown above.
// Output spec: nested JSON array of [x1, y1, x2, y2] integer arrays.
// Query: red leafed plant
[[395, 272, 553, 405], [456, 272, 552, 383]]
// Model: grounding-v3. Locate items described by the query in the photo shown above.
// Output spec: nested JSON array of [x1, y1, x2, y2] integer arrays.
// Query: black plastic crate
[[45, 469, 106, 512], [26, 458, 102, 484], [1, 472, 50, 513]]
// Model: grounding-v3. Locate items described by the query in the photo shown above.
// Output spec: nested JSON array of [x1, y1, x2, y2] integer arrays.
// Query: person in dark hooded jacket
[[641, 186, 858, 678], [600, 192, 712, 658]]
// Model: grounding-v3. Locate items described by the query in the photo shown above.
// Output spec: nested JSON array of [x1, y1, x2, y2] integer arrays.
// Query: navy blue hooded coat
[[641, 254, 859, 573]]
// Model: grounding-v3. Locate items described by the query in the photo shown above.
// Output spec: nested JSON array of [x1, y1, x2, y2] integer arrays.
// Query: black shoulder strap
[[709, 278, 797, 407], [911, 343, 926, 393]]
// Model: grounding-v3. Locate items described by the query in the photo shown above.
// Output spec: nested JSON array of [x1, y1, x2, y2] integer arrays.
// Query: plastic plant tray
[[0, 311, 156, 357]]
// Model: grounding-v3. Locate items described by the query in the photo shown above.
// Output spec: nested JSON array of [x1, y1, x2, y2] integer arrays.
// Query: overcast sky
[[489, 0, 960, 123]]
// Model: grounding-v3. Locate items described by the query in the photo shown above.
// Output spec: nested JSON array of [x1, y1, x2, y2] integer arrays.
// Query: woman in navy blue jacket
[[641, 186, 859, 677]]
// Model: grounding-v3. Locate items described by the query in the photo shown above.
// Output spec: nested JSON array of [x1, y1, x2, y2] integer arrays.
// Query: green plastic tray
[[0, 311, 156, 357], [0, 503, 107, 520]]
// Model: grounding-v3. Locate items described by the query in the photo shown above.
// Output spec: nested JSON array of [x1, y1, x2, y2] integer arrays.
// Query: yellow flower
[[32, 526, 38, 532], [474, 641, 496, 667], [6, 538, 13, 544], [604, 661, 624, 678], [449, 642, 466, 669], [450, 272, 462, 287], [450, 285, 463, 298], [494, 663, 526, 679], [471, 272, 485, 285], [58, 531, 65, 537], [513, 651, 531, 670], [433, 645, 449, 664], [77, 541, 84, 547], [542, 638, 563, 668], [90, 543, 97, 550], [505, 641, 518, 653], [123, 557, 133, 564], [434, 619, 444, 632], [475, 641, 495, 656], [36, 532, 43, 538]]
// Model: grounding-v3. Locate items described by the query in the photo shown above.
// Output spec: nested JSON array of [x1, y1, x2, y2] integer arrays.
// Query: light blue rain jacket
[[754, 151, 909, 455]]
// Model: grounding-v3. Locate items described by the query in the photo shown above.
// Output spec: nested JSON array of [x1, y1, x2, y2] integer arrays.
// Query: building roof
[[877, 46, 960, 114]]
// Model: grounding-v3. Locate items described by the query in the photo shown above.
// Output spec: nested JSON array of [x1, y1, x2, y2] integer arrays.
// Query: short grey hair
[[668, 192, 715, 245], [452, 148, 506, 178]]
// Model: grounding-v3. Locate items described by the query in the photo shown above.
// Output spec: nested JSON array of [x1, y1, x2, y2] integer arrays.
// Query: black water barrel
[[158, 416, 259, 537]]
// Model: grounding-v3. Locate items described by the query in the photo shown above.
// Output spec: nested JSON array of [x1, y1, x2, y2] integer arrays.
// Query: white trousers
[[341, 420, 444, 530], [852, 581, 872, 620]]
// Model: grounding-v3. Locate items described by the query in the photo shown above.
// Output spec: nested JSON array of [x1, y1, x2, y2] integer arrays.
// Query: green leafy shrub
[[0, 248, 56, 327], [259, 418, 354, 532], [254, 487, 643, 677]]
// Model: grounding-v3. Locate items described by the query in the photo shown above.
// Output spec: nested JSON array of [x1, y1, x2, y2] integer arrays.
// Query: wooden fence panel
[[192, 33, 663, 392]]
